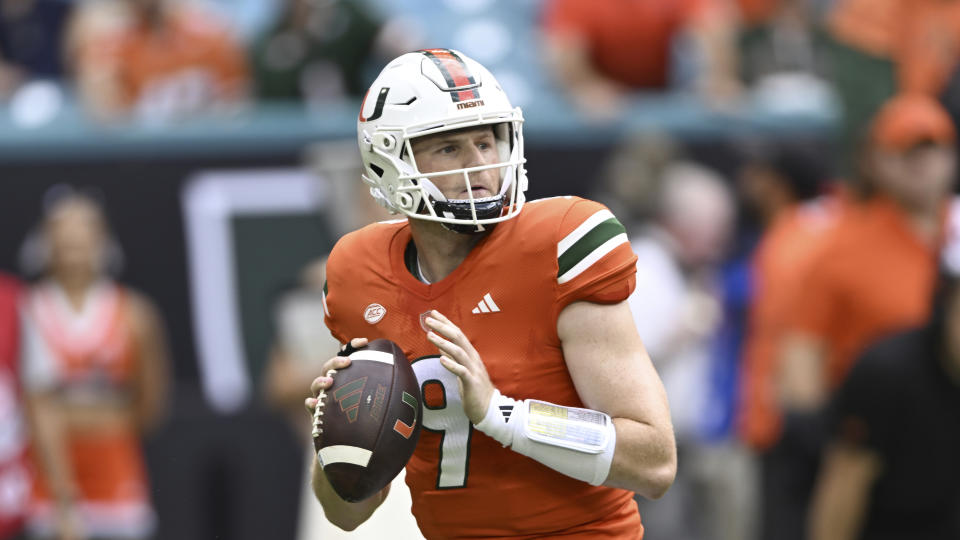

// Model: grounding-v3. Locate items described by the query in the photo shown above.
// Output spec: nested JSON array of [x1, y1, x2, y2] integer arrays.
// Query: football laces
[[311, 368, 337, 437]]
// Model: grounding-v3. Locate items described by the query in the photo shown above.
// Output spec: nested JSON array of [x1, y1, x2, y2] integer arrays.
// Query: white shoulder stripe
[[558, 233, 629, 284], [318, 445, 372, 467], [527, 195, 574, 205], [349, 349, 395, 365], [558, 209, 614, 256]]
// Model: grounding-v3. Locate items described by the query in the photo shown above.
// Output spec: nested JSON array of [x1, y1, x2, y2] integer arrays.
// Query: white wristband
[[473, 390, 617, 486], [474, 389, 522, 447]]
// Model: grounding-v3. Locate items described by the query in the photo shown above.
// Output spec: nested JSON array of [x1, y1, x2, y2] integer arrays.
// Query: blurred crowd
[[1, 1, 960, 540]]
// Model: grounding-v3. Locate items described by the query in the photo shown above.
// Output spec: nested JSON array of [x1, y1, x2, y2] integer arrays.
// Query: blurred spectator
[[250, 0, 416, 105], [0, 273, 30, 540], [734, 140, 841, 540], [19, 187, 170, 540], [69, 0, 249, 123], [737, 0, 829, 82], [808, 207, 960, 540], [0, 0, 74, 99], [825, 0, 960, 164], [261, 261, 339, 540], [541, 0, 740, 119], [735, 0, 836, 116], [263, 260, 335, 435], [775, 94, 957, 540], [627, 163, 755, 540]]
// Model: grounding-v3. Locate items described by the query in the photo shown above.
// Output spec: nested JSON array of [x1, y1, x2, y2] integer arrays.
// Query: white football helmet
[[357, 48, 527, 233]]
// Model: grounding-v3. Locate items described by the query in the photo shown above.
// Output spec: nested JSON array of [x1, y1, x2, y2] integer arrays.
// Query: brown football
[[312, 338, 422, 502]]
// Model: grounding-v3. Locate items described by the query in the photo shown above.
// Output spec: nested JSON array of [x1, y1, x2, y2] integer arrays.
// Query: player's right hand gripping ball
[[312, 338, 422, 502]]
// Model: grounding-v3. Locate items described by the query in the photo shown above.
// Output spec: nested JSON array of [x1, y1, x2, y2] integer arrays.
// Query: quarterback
[[306, 49, 676, 538]]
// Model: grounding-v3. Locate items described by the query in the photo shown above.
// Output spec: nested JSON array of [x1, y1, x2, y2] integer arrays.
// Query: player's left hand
[[423, 310, 494, 424]]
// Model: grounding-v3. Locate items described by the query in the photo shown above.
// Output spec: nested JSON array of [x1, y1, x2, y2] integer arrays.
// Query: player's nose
[[464, 142, 492, 168]]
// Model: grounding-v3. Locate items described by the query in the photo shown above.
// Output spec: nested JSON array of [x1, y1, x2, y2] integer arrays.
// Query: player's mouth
[[462, 185, 493, 198]]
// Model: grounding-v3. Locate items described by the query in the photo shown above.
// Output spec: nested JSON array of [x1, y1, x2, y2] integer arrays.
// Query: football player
[[305, 49, 676, 538]]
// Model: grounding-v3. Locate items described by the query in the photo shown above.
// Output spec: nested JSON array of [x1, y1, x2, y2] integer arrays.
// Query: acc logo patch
[[364, 303, 386, 324]]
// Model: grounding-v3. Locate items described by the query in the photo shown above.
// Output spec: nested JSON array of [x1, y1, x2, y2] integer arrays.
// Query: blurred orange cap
[[869, 93, 955, 151]]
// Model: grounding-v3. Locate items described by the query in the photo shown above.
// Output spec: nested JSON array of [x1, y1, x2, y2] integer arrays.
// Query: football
[[312, 338, 422, 502]]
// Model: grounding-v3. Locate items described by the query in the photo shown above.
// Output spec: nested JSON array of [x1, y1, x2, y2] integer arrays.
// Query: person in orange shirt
[[305, 49, 677, 539], [826, 0, 960, 167], [19, 187, 171, 540], [540, 0, 740, 119], [738, 142, 838, 452], [775, 93, 957, 540], [70, 0, 249, 122], [735, 141, 841, 540]]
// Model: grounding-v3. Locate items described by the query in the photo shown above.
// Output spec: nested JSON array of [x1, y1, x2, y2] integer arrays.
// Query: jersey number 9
[[412, 356, 473, 489]]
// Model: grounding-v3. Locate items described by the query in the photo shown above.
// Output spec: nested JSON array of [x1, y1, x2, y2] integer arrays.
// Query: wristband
[[474, 390, 617, 486]]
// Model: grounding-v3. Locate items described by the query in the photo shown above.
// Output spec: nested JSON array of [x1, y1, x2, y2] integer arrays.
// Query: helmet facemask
[[362, 117, 527, 234]]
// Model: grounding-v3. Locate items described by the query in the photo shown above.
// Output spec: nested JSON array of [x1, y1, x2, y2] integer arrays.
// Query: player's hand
[[423, 310, 494, 424], [305, 338, 368, 414]]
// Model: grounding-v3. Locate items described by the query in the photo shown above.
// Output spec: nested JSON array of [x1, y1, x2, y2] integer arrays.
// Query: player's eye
[[438, 145, 457, 154]]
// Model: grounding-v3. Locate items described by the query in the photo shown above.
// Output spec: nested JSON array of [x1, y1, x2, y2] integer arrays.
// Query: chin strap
[[433, 195, 504, 234]]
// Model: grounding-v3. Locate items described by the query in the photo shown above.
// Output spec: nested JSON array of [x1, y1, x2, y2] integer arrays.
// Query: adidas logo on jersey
[[471, 293, 500, 314]]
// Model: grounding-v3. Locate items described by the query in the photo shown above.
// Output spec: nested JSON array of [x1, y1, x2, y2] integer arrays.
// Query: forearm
[[808, 445, 879, 540], [474, 392, 675, 497], [27, 395, 78, 504], [778, 333, 829, 411], [311, 457, 389, 531], [605, 417, 676, 498]]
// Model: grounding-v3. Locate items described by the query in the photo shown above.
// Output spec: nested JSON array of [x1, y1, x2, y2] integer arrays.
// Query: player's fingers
[[349, 337, 368, 348], [319, 355, 352, 376], [310, 375, 334, 395], [438, 355, 468, 378], [305, 396, 318, 412], [430, 310, 452, 324], [426, 331, 471, 368], [424, 315, 476, 354]]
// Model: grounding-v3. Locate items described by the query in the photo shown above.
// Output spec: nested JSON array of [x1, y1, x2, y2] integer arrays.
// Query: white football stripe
[[318, 445, 373, 467], [350, 350, 395, 365], [558, 209, 614, 256], [558, 233, 629, 284], [483, 293, 500, 312]]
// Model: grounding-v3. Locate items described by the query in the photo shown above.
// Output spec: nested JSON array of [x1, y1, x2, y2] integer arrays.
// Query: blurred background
[[0, 0, 958, 539]]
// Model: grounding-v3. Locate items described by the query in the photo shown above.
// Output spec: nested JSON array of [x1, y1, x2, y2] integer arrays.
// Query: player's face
[[873, 143, 956, 212], [45, 199, 107, 279], [410, 126, 501, 200]]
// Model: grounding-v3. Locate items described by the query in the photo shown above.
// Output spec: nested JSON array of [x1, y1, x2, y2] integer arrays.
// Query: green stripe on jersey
[[557, 218, 626, 279]]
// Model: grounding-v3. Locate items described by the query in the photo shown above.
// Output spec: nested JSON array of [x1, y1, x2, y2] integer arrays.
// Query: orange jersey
[[738, 198, 841, 450], [22, 282, 152, 535], [787, 196, 946, 387], [324, 197, 641, 539]]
